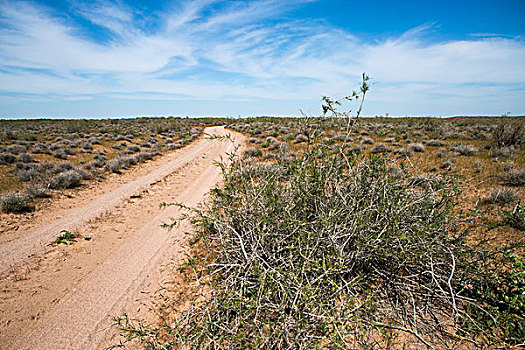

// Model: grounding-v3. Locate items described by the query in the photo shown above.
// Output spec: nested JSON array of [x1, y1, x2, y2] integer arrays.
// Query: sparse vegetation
[[0, 117, 225, 211], [114, 80, 525, 349], [53, 230, 80, 245]]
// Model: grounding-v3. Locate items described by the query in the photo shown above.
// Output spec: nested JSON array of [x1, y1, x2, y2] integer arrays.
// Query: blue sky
[[0, 0, 524, 118]]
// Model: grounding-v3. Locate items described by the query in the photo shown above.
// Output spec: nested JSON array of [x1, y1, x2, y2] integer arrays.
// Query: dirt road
[[0, 126, 242, 349]]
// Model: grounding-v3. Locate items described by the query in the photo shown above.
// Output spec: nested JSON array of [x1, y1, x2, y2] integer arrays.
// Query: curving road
[[0, 126, 242, 349]]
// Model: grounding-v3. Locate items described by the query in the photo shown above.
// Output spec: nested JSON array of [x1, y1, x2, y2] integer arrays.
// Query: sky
[[0, 0, 524, 119]]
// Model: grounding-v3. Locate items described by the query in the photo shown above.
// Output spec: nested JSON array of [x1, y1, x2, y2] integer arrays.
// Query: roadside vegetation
[[0, 117, 225, 213], [115, 77, 524, 349]]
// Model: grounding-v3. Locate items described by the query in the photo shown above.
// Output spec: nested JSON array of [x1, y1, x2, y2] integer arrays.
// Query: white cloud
[[0, 0, 524, 117]]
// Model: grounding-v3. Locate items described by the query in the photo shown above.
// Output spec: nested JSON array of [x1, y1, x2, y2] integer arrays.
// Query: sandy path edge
[[0, 127, 222, 276], [0, 126, 244, 349]]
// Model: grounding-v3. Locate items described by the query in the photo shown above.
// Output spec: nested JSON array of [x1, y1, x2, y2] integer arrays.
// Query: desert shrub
[[25, 183, 51, 198], [31, 144, 51, 154], [89, 159, 106, 168], [346, 144, 363, 156], [7, 144, 25, 154], [106, 159, 122, 173], [450, 144, 478, 156], [0, 152, 16, 164], [504, 162, 515, 172], [0, 192, 33, 213], [362, 137, 374, 144], [444, 132, 466, 140], [427, 140, 445, 147], [18, 153, 34, 163], [474, 160, 483, 173], [126, 145, 140, 153], [81, 142, 93, 151], [55, 162, 72, 173], [407, 143, 425, 152], [502, 203, 525, 230], [126, 151, 525, 349], [63, 147, 76, 156], [493, 123, 523, 147], [503, 169, 525, 186], [294, 134, 308, 144], [16, 166, 41, 182], [483, 189, 519, 205], [370, 143, 390, 153], [491, 146, 516, 158], [53, 149, 67, 159], [243, 147, 262, 158], [387, 165, 404, 178], [394, 147, 412, 158], [50, 170, 83, 189]]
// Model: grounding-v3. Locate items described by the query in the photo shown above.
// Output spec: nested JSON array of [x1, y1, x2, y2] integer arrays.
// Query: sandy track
[[0, 126, 242, 349]]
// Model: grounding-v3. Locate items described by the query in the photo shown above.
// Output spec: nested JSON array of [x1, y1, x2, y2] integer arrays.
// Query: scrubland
[[1, 96, 524, 349], [115, 91, 524, 348], [0, 117, 224, 213]]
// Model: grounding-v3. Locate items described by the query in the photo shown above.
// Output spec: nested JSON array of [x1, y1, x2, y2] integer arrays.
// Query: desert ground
[[0, 125, 243, 349], [0, 116, 524, 349]]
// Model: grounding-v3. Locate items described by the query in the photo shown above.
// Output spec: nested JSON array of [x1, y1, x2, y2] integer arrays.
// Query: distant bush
[[53, 149, 68, 159], [426, 139, 445, 147], [243, 147, 262, 158], [491, 146, 516, 158], [370, 143, 391, 153], [106, 159, 122, 173], [0, 152, 16, 164], [450, 143, 478, 156], [484, 189, 519, 205], [493, 123, 523, 148], [505, 203, 525, 230], [407, 143, 425, 152], [362, 137, 374, 144], [126, 145, 140, 153], [7, 145, 25, 154], [294, 134, 308, 144], [25, 183, 51, 198], [50, 170, 83, 189], [18, 153, 34, 163], [503, 169, 525, 186]]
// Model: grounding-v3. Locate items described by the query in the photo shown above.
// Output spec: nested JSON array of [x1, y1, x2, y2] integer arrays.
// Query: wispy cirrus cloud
[[0, 0, 524, 117]]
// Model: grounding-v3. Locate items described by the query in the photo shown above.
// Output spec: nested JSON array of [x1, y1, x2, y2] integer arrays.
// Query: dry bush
[[449, 144, 478, 156], [243, 147, 262, 158], [493, 123, 523, 148], [370, 143, 391, 153], [483, 189, 519, 205], [49, 170, 83, 189], [0, 192, 33, 213], [503, 169, 525, 186]]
